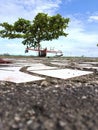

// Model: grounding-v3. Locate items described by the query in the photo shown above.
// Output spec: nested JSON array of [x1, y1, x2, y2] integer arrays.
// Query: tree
[[0, 13, 70, 56]]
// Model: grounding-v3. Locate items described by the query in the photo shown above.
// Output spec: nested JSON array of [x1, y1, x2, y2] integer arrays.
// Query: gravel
[[0, 57, 98, 130]]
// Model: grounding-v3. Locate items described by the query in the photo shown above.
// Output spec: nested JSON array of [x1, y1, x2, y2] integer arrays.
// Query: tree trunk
[[38, 43, 40, 57]]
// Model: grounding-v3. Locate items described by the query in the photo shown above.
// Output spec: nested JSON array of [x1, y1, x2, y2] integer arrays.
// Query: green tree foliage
[[0, 13, 70, 48]]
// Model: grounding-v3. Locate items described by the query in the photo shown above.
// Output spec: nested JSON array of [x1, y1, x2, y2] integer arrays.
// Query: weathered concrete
[[31, 69, 93, 79], [0, 70, 44, 83]]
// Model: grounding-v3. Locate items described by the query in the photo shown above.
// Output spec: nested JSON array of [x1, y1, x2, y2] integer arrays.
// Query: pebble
[[41, 80, 49, 87], [0, 81, 6, 85], [14, 115, 20, 122], [27, 120, 32, 125], [95, 89, 98, 93], [50, 79, 58, 85], [81, 96, 87, 99], [55, 84, 60, 88]]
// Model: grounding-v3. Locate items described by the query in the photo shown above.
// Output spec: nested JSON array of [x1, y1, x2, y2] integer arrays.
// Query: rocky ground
[[0, 56, 98, 130]]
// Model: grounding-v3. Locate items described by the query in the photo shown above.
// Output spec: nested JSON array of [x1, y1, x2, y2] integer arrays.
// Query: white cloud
[[68, 27, 98, 45], [0, 0, 62, 23], [88, 15, 98, 22], [0, 38, 25, 55], [67, 17, 98, 44]]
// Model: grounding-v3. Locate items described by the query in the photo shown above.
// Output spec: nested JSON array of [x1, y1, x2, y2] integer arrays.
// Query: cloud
[[67, 16, 98, 44], [0, 0, 62, 23], [67, 16, 98, 56], [0, 38, 25, 54], [68, 28, 98, 45], [88, 15, 98, 22]]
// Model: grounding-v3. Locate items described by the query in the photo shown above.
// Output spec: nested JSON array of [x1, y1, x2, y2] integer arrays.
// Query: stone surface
[[32, 69, 93, 79], [0, 70, 44, 83], [27, 63, 57, 71], [0, 56, 98, 130]]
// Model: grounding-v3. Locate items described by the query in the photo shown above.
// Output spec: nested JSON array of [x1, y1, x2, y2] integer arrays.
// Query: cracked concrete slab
[[0, 70, 44, 83], [51, 62, 68, 66], [0, 60, 93, 83], [27, 63, 57, 71], [84, 67, 98, 70], [0, 67, 21, 71], [31, 69, 93, 79]]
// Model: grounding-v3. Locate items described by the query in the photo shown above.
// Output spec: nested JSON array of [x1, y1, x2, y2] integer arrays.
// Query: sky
[[0, 0, 98, 57]]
